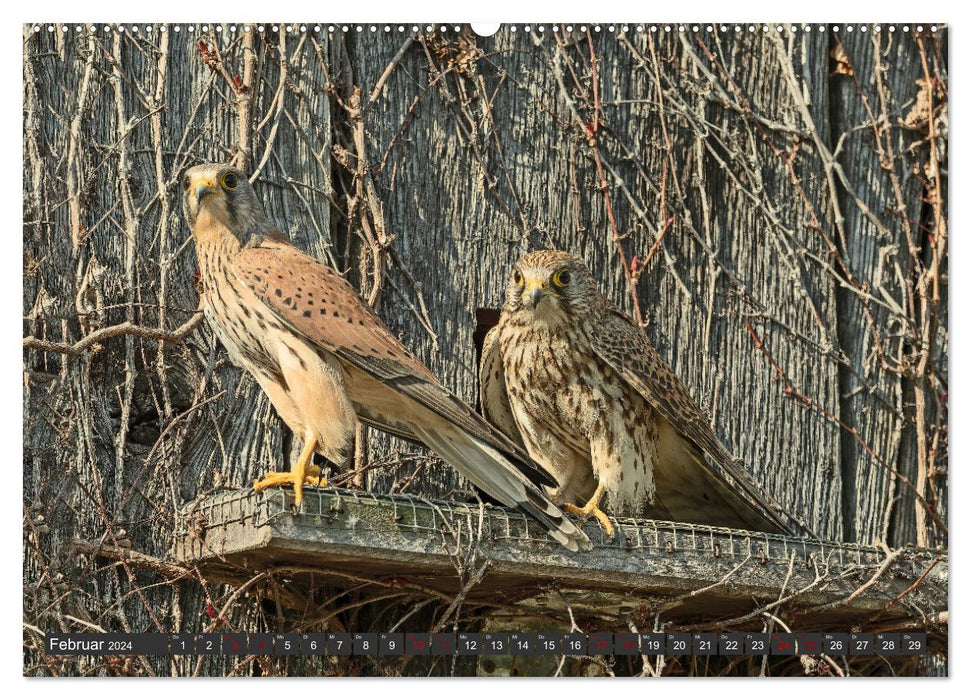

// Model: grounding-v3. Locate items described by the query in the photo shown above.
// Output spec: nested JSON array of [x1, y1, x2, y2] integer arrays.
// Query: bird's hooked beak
[[184, 171, 234, 232], [523, 279, 550, 310], [191, 176, 219, 205]]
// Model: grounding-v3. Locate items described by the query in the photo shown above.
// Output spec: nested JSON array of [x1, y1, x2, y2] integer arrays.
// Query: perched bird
[[182, 164, 590, 552], [480, 250, 794, 536]]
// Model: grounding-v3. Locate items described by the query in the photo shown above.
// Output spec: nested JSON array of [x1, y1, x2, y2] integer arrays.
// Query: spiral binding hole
[[25, 22, 943, 41]]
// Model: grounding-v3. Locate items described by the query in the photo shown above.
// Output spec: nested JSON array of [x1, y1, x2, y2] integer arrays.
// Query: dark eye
[[552, 269, 571, 287], [512, 269, 524, 287], [221, 172, 238, 189], [182, 176, 191, 191]]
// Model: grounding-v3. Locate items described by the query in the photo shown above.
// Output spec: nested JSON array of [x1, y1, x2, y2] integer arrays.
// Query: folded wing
[[591, 310, 802, 535], [478, 325, 528, 451]]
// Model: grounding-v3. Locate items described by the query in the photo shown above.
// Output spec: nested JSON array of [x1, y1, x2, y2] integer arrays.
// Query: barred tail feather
[[410, 423, 592, 552]]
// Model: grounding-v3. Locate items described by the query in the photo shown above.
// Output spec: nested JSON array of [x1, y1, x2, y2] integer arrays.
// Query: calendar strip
[[45, 632, 927, 657]]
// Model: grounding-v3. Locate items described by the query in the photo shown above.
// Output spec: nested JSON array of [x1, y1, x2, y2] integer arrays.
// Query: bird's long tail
[[410, 423, 592, 552]]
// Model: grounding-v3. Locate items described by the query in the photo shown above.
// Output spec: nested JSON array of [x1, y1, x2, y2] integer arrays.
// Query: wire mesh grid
[[176, 486, 913, 568]]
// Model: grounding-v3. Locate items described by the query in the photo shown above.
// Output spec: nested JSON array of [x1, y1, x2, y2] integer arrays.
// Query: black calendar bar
[[42, 632, 928, 656]]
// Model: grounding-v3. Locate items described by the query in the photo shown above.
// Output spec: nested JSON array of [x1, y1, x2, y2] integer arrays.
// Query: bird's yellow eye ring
[[552, 268, 572, 288], [512, 269, 524, 287], [221, 172, 239, 190]]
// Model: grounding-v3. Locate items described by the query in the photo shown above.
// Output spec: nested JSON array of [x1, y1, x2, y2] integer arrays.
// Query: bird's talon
[[564, 483, 614, 536], [565, 503, 614, 536], [252, 468, 319, 505], [593, 510, 615, 538], [304, 474, 328, 488]]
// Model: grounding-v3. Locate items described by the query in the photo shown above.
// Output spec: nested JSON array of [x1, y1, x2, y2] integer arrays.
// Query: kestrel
[[182, 164, 590, 552], [480, 250, 793, 536]]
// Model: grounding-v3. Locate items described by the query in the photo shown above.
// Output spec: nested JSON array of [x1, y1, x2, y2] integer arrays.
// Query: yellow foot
[[252, 433, 327, 505], [253, 465, 327, 505], [564, 502, 615, 536], [564, 483, 614, 536]]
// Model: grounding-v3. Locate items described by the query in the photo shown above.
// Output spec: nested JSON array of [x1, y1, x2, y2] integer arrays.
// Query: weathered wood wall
[[23, 23, 947, 676]]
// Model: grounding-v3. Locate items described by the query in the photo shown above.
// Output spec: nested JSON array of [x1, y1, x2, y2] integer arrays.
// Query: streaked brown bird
[[182, 164, 590, 552], [480, 250, 794, 537]]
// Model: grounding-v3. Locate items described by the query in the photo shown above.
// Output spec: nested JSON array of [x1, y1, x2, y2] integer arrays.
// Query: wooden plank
[[176, 487, 947, 630]]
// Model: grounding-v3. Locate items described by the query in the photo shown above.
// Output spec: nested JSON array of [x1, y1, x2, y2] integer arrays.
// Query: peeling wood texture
[[24, 23, 947, 676]]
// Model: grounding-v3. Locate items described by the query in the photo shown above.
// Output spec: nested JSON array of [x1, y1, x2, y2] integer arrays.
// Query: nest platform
[[173, 487, 946, 634]]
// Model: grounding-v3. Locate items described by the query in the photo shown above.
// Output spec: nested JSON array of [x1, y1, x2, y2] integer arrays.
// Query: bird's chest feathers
[[197, 243, 280, 375], [501, 326, 623, 435]]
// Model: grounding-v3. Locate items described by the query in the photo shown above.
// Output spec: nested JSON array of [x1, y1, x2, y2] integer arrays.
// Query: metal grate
[[177, 486, 905, 568]]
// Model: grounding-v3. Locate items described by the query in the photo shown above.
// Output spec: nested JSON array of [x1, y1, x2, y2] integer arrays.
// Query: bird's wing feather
[[591, 309, 797, 535], [478, 325, 528, 450], [232, 239, 555, 489], [410, 423, 591, 552]]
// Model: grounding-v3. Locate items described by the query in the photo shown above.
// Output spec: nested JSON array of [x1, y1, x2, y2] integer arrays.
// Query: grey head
[[182, 163, 276, 244]]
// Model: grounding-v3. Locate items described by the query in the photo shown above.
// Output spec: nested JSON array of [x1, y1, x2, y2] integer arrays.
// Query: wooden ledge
[[172, 487, 947, 632]]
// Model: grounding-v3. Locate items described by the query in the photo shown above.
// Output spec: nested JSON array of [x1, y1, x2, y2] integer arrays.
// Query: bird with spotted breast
[[182, 164, 590, 552], [480, 250, 797, 537]]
